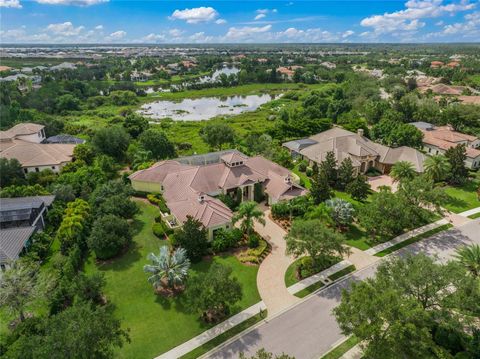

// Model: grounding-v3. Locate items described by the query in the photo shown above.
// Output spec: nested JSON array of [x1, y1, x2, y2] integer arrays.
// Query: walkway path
[[254, 209, 300, 316]]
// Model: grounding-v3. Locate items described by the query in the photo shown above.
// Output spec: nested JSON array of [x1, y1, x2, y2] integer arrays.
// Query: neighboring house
[[0, 123, 76, 173], [129, 150, 307, 239], [0, 195, 55, 270], [283, 127, 426, 174], [277, 66, 303, 79], [410, 122, 480, 169], [431, 61, 444, 68]]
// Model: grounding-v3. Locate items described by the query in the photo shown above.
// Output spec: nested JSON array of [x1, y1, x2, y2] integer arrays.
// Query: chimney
[[357, 128, 364, 137], [198, 194, 205, 203]]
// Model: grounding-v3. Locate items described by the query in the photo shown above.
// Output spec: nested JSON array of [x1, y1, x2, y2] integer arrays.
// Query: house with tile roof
[[0, 123, 76, 174], [410, 122, 480, 169], [283, 127, 426, 175], [129, 150, 307, 239]]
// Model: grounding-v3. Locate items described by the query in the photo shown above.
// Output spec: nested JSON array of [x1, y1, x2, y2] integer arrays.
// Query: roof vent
[[198, 194, 206, 203], [357, 128, 364, 137], [284, 176, 292, 184]]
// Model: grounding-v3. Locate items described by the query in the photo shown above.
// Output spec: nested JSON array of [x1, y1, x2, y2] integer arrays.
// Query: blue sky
[[1, 0, 479, 43]]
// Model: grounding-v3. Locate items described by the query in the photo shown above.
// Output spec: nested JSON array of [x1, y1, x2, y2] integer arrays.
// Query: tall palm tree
[[454, 244, 480, 278], [232, 201, 266, 236], [390, 161, 416, 183], [144, 246, 190, 290], [424, 155, 451, 183]]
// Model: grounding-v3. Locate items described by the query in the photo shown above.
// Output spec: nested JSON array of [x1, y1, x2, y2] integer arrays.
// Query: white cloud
[[46, 22, 85, 36], [342, 30, 355, 38], [35, 0, 108, 5], [142, 33, 166, 43], [215, 19, 227, 24], [168, 28, 184, 38], [106, 30, 126, 40], [95, 25, 103, 30], [170, 6, 219, 24], [0, 0, 22, 8], [254, 8, 278, 20], [442, 11, 480, 35], [225, 25, 272, 40], [272, 27, 341, 42], [360, 0, 476, 34]]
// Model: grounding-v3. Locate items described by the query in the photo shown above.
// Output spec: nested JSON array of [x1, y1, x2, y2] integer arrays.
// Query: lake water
[[138, 93, 277, 121], [198, 66, 240, 83]]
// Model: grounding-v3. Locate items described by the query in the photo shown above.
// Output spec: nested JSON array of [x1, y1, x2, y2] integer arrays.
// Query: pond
[[198, 66, 240, 84], [138, 93, 278, 121]]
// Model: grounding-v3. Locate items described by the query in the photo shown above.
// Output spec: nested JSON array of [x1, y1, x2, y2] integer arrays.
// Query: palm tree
[[232, 201, 265, 237], [144, 246, 190, 291], [390, 161, 416, 183], [424, 155, 451, 183], [454, 244, 480, 278]]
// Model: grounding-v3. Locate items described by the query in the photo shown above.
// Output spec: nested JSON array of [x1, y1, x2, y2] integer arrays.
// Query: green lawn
[[344, 224, 373, 250], [468, 212, 480, 219], [85, 200, 260, 359], [321, 336, 359, 359], [444, 180, 480, 213]]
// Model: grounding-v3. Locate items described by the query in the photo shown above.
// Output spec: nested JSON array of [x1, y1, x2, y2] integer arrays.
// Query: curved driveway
[[254, 210, 300, 316], [206, 219, 480, 359]]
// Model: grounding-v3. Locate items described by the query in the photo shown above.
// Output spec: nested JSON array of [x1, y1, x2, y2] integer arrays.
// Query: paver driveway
[[254, 209, 300, 316]]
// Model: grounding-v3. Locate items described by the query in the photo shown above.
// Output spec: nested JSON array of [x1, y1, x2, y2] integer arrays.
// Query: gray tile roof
[[0, 227, 35, 264], [46, 135, 85, 145]]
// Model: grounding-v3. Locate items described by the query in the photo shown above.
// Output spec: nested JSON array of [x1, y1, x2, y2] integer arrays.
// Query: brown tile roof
[[288, 127, 427, 172], [0, 139, 75, 167]]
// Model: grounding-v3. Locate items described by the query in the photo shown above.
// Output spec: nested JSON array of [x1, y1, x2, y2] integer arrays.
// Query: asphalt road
[[206, 219, 480, 359]]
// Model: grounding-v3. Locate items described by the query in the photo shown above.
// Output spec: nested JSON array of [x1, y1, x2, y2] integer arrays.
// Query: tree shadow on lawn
[[95, 241, 143, 272], [445, 195, 469, 211]]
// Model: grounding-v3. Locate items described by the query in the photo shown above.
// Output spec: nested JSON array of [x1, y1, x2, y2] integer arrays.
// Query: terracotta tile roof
[[129, 152, 306, 228], [420, 126, 480, 159]]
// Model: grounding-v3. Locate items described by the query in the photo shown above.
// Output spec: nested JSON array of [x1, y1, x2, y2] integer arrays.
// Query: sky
[[0, 0, 479, 44]]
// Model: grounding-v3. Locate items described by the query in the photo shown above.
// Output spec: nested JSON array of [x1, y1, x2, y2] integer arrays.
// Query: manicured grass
[[328, 265, 356, 281], [85, 200, 260, 359], [444, 180, 480, 213], [468, 212, 480, 219], [375, 224, 453, 257], [344, 224, 373, 250], [321, 336, 359, 359], [179, 312, 266, 359], [295, 281, 325, 298]]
